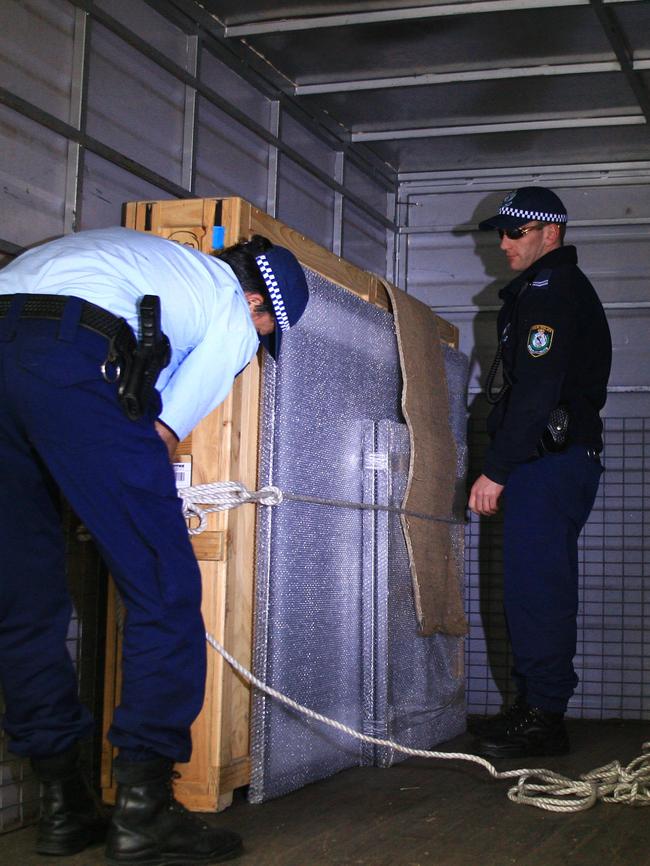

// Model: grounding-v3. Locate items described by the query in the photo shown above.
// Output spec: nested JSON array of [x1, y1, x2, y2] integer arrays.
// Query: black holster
[[538, 405, 570, 455], [117, 296, 171, 421]]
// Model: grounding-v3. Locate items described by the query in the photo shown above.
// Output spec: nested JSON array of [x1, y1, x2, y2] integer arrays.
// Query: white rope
[[177, 479, 462, 532], [188, 482, 650, 812], [179, 482, 283, 534], [206, 631, 650, 813]]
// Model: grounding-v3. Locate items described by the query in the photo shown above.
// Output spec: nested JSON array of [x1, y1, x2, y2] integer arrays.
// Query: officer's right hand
[[468, 474, 504, 516]]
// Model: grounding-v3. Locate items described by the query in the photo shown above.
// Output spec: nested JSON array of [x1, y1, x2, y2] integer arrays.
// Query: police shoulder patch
[[527, 324, 554, 357]]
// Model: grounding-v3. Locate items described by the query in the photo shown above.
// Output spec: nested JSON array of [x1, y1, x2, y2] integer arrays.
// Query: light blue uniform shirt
[[0, 227, 260, 441]]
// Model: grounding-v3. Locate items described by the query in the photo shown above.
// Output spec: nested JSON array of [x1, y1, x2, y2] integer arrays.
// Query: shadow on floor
[[2, 720, 648, 866]]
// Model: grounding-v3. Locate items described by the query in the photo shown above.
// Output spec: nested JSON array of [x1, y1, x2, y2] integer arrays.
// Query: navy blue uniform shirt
[[484, 245, 612, 484]]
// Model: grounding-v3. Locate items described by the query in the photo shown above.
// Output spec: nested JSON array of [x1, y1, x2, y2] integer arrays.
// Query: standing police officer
[[0, 227, 308, 864], [468, 187, 611, 758]]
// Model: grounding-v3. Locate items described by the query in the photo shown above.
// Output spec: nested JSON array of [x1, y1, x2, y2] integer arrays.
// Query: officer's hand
[[155, 420, 179, 461], [468, 474, 505, 516]]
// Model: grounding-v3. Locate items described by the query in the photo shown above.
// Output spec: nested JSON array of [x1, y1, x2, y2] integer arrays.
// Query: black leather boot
[[105, 757, 242, 865], [467, 694, 528, 737], [30, 744, 107, 855], [474, 704, 570, 759]]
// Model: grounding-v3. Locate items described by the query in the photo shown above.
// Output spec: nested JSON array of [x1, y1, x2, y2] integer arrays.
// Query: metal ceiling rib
[[193, 0, 650, 178], [590, 0, 650, 124], [352, 115, 645, 140], [295, 59, 650, 94], [222, 0, 638, 35]]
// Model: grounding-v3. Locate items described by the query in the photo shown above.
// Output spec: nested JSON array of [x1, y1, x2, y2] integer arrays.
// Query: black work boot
[[467, 694, 528, 737], [474, 704, 570, 759], [30, 744, 107, 855], [105, 757, 242, 865]]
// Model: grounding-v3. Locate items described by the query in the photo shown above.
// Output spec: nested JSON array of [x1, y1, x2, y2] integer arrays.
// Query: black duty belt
[[0, 294, 127, 341], [0, 293, 170, 422], [528, 445, 601, 463]]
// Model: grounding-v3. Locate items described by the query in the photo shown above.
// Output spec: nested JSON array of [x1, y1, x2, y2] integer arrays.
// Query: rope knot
[[178, 481, 283, 534], [250, 485, 284, 506]]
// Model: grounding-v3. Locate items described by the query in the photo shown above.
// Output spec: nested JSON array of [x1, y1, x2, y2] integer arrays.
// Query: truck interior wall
[[401, 182, 650, 416], [401, 180, 650, 720], [277, 155, 336, 251], [0, 0, 393, 273]]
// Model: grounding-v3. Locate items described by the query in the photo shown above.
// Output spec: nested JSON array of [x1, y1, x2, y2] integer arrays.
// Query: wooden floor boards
[[2, 720, 648, 866]]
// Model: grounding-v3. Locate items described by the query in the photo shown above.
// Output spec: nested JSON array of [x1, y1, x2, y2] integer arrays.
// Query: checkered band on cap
[[499, 205, 568, 223], [255, 254, 291, 331]]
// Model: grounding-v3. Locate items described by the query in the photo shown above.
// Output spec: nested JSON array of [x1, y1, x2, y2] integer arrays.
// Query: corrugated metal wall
[[400, 180, 650, 417], [0, 0, 394, 270]]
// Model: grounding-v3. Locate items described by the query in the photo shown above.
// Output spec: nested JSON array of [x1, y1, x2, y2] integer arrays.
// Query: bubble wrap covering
[[249, 272, 468, 802]]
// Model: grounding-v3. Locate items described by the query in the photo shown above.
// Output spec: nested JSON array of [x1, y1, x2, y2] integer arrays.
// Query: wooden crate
[[122, 197, 458, 345], [101, 197, 458, 811]]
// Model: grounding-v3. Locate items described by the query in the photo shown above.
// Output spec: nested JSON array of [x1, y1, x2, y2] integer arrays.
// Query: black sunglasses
[[498, 224, 544, 241]]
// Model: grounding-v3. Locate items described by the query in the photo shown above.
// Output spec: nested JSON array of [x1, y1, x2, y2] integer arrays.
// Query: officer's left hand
[[155, 420, 180, 461], [468, 474, 505, 516]]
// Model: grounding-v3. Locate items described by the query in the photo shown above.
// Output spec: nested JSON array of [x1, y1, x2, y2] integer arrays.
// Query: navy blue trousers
[[0, 298, 206, 761], [503, 446, 602, 713]]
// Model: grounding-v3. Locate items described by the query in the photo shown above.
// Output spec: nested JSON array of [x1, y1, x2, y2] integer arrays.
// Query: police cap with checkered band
[[479, 187, 568, 231], [255, 246, 309, 359]]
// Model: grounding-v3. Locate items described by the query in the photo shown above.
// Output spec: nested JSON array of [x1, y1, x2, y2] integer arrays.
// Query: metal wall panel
[[0, 106, 68, 246], [406, 185, 650, 231], [569, 227, 650, 305], [406, 203, 650, 308], [277, 154, 335, 251], [86, 24, 186, 186], [607, 311, 650, 392], [340, 161, 391, 276], [199, 51, 272, 130], [79, 152, 171, 230], [0, 0, 76, 123], [194, 97, 270, 207], [194, 51, 273, 207], [406, 234, 489, 309], [342, 200, 387, 278], [280, 112, 336, 179], [94, 0, 189, 65], [344, 161, 388, 214]]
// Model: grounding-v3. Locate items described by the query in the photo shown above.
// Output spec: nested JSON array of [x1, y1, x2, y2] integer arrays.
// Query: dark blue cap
[[255, 246, 309, 359], [479, 186, 568, 230]]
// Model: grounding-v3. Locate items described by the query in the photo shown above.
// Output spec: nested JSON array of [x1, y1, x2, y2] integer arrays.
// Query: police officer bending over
[[468, 187, 611, 759], [0, 227, 309, 864]]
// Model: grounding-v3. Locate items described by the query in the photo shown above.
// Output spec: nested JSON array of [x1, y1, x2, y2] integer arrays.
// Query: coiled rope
[[180, 480, 650, 812]]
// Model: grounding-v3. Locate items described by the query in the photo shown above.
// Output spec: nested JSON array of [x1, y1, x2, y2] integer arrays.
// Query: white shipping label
[[173, 460, 192, 489]]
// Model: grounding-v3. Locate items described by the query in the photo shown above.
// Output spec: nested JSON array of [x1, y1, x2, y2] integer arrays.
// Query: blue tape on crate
[[212, 225, 225, 250]]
